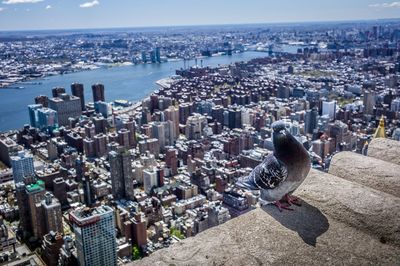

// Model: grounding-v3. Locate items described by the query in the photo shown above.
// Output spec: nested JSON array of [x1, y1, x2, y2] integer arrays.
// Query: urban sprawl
[[0, 20, 400, 265]]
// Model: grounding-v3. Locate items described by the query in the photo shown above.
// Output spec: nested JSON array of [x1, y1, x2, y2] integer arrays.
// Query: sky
[[0, 0, 399, 31]]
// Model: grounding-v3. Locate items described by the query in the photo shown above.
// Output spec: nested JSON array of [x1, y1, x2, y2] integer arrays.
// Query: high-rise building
[[155, 47, 161, 63], [150, 50, 156, 63], [41, 192, 63, 234], [28, 104, 43, 128], [70, 206, 117, 266], [123, 118, 136, 148], [48, 94, 82, 126], [322, 101, 336, 121], [84, 122, 96, 139], [118, 128, 130, 149], [71, 83, 85, 111], [26, 179, 46, 239], [305, 108, 319, 135], [0, 135, 18, 167], [185, 113, 207, 140], [94, 101, 111, 118], [92, 83, 105, 102], [10, 151, 34, 183], [52, 87, 66, 98], [151, 122, 166, 150], [130, 213, 147, 247], [363, 90, 376, 115], [28, 104, 58, 132], [94, 133, 107, 157], [109, 149, 134, 200], [143, 167, 158, 193], [211, 105, 224, 125], [35, 95, 49, 107], [228, 108, 242, 129], [165, 148, 178, 176], [138, 138, 160, 158], [82, 174, 94, 207], [93, 114, 107, 134], [37, 108, 58, 132], [58, 235, 78, 266], [179, 102, 192, 124], [164, 106, 180, 134], [53, 177, 68, 207], [83, 138, 96, 158], [42, 231, 63, 266]]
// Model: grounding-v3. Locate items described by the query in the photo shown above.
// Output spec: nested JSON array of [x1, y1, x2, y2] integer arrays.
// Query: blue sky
[[0, 0, 399, 30]]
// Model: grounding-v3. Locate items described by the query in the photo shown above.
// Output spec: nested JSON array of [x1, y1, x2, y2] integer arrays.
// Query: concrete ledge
[[329, 151, 400, 198], [134, 206, 400, 266], [295, 169, 400, 246], [368, 138, 400, 166]]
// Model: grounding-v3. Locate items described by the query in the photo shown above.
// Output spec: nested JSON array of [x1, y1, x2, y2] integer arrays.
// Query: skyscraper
[[92, 83, 105, 102], [155, 47, 161, 63], [10, 151, 34, 183], [94, 101, 111, 118], [26, 179, 46, 239], [130, 212, 147, 247], [37, 108, 58, 132], [41, 192, 63, 234], [48, 94, 82, 126], [305, 108, 319, 134], [143, 167, 158, 193], [71, 83, 85, 111], [322, 101, 336, 121], [28, 104, 43, 128], [363, 90, 376, 115], [35, 95, 49, 107], [70, 206, 117, 266], [109, 148, 134, 200], [52, 87, 66, 98]]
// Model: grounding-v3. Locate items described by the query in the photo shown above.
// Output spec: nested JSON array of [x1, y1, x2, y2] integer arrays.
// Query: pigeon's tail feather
[[236, 174, 259, 191]]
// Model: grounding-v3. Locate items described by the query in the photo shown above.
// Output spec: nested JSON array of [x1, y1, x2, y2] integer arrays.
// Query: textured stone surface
[[368, 138, 400, 166], [329, 151, 400, 198], [134, 168, 400, 266], [296, 170, 400, 246], [134, 207, 400, 266], [132, 146, 400, 266]]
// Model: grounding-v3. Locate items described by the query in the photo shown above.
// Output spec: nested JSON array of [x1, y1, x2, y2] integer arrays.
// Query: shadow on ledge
[[261, 199, 329, 246]]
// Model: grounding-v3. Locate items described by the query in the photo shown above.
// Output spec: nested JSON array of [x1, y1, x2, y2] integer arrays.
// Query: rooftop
[[133, 138, 400, 265], [25, 180, 45, 193], [70, 205, 113, 223]]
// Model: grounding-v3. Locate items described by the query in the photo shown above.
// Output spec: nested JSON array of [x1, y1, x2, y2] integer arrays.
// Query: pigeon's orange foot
[[283, 194, 302, 206], [274, 200, 293, 212]]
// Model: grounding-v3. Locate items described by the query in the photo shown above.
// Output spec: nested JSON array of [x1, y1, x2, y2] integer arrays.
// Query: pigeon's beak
[[279, 129, 286, 135]]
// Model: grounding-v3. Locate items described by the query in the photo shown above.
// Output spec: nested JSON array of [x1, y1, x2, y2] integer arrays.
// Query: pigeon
[[236, 120, 311, 211]]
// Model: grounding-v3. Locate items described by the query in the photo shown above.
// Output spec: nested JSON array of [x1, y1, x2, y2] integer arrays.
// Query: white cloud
[[2, 0, 43, 4], [79, 0, 99, 8], [369, 1, 400, 8], [45, 4, 51, 9]]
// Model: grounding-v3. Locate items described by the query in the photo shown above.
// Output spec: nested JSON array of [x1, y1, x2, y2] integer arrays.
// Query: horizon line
[[1, 17, 400, 33]]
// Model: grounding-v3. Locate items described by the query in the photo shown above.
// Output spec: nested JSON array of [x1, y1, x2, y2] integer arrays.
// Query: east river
[[0, 51, 272, 132]]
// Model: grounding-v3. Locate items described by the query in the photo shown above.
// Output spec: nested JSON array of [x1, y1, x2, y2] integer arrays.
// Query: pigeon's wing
[[236, 154, 287, 190], [254, 154, 288, 190]]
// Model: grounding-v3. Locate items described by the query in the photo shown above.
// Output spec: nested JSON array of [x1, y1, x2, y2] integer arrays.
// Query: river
[[0, 51, 270, 132]]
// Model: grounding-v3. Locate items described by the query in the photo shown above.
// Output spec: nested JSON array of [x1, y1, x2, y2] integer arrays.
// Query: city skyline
[[0, 2, 400, 264], [0, 0, 399, 30]]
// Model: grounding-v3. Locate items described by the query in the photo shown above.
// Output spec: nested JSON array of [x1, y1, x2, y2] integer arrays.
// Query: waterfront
[[0, 51, 268, 132]]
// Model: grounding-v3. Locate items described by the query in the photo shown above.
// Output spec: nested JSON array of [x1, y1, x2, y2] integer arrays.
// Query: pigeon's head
[[272, 120, 291, 148], [272, 120, 287, 134]]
